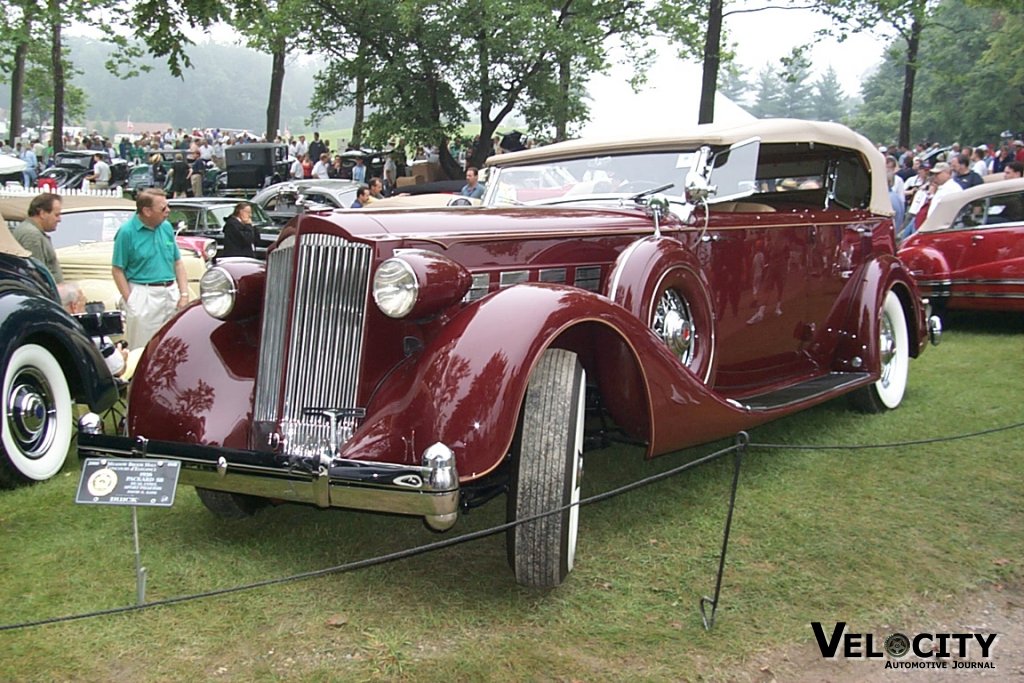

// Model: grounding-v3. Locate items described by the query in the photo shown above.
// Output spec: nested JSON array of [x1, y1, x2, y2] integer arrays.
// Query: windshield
[[50, 209, 135, 249], [485, 151, 693, 207]]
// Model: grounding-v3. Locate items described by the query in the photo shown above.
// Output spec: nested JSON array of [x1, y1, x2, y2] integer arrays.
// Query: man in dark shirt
[[951, 153, 984, 190]]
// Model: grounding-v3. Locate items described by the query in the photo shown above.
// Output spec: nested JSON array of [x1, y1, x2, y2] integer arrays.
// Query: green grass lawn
[[0, 311, 1021, 682]]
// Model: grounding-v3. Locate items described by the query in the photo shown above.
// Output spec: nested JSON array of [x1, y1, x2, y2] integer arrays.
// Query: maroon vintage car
[[79, 120, 939, 587], [898, 177, 1024, 314]]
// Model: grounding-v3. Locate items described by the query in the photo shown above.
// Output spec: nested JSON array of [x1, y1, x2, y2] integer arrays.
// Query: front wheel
[[507, 348, 586, 588], [850, 290, 909, 413], [1, 343, 74, 487]]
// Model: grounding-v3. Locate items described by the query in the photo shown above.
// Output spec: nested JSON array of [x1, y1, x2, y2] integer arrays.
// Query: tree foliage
[[307, 0, 666, 177], [850, 0, 1022, 144], [813, 65, 847, 122]]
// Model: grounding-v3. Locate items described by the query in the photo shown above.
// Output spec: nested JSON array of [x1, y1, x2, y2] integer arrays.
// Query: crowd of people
[[881, 135, 1024, 240]]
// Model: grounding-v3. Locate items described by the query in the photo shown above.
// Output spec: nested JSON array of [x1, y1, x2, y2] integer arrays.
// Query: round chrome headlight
[[204, 240, 218, 261], [200, 266, 236, 319], [373, 258, 419, 318]]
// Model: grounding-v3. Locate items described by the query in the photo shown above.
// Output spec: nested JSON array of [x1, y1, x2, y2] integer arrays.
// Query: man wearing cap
[[111, 189, 189, 348], [921, 161, 964, 227]]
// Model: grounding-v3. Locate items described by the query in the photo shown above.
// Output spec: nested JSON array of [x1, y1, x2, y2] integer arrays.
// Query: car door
[[948, 191, 1024, 305]]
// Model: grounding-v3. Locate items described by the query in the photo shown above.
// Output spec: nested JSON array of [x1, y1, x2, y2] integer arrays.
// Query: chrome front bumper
[[77, 418, 460, 531]]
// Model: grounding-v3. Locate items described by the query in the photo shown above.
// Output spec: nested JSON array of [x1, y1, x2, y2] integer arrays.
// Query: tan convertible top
[[918, 177, 1024, 232], [0, 194, 135, 223], [487, 118, 890, 215]]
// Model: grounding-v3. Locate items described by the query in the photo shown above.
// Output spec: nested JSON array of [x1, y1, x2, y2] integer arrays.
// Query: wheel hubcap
[[654, 289, 695, 365], [879, 314, 896, 387], [6, 370, 56, 459]]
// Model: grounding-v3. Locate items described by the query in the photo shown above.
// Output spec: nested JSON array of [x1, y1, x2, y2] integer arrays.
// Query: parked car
[[0, 219, 118, 486], [37, 151, 129, 191], [223, 143, 289, 195], [168, 197, 277, 259], [78, 119, 939, 587], [124, 163, 153, 198], [250, 179, 361, 226], [0, 193, 211, 312], [898, 177, 1024, 314]]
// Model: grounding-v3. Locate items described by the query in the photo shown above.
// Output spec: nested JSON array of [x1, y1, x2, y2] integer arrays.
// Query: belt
[[135, 281, 175, 287]]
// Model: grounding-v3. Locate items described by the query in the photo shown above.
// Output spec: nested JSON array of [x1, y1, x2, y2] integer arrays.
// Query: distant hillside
[[0, 36, 353, 136]]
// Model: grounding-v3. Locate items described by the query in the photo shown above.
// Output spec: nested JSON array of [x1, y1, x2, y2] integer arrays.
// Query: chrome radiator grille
[[254, 233, 374, 452]]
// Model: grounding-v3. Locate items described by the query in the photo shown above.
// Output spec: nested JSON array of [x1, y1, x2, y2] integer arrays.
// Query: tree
[[778, 47, 815, 118], [718, 63, 750, 106], [850, 0, 1019, 144], [309, 0, 663, 178], [813, 66, 847, 122], [229, 0, 312, 140], [815, 0, 939, 147], [749, 66, 786, 118]]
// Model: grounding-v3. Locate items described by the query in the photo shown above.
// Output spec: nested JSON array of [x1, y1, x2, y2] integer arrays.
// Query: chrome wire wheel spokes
[[6, 367, 57, 460], [653, 288, 695, 366]]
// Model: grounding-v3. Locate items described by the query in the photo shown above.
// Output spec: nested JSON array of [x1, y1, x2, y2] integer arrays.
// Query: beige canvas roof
[[0, 220, 30, 257], [918, 177, 1024, 232], [0, 193, 136, 223], [487, 118, 890, 215]]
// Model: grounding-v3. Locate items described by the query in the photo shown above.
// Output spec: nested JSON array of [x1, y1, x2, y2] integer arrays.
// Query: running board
[[729, 372, 872, 412]]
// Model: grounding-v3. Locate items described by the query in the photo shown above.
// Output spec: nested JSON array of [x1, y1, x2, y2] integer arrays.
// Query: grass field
[[0, 311, 1021, 682]]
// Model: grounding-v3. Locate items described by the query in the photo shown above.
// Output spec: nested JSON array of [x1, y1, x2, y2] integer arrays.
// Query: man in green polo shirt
[[111, 189, 189, 348]]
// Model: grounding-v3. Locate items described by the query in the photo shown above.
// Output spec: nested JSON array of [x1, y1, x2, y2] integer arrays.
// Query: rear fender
[[837, 255, 926, 375]]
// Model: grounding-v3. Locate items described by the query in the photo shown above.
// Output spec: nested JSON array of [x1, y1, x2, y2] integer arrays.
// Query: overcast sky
[[726, 1, 889, 97]]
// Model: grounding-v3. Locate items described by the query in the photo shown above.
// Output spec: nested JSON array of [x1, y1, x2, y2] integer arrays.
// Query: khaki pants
[[124, 282, 179, 349], [190, 173, 203, 197]]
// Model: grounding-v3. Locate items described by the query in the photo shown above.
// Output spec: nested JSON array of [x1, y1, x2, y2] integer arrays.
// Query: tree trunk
[[10, 41, 28, 147], [265, 46, 286, 141], [438, 138, 461, 179], [698, 0, 724, 124], [50, 3, 64, 154], [351, 37, 367, 148], [555, 55, 570, 142], [898, 18, 922, 149]]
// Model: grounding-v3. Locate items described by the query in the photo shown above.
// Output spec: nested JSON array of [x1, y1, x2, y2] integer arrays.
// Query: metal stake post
[[131, 506, 147, 605], [700, 431, 747, 630]]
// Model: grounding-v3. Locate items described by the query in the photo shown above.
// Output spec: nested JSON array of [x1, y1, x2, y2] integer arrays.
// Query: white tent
[[580, 59, 754, 139]]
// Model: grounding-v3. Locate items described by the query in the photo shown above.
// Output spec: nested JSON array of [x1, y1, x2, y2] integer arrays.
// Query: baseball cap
[[929, 162, 951, 174]]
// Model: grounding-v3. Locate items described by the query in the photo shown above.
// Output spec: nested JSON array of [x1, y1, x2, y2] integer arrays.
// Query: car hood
[[296, 205, 669, 243]]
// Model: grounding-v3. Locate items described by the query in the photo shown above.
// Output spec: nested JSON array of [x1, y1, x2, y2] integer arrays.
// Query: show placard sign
[[75, 458, 181, 507]]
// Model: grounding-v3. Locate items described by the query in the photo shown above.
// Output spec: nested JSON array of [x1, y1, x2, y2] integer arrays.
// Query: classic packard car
[[898, 177, 1024, 314], [79, 120, 939, 587], [0, 218, 118, 486]]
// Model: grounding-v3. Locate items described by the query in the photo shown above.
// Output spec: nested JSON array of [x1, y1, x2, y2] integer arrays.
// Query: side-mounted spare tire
[[507, 348, 586, 588]]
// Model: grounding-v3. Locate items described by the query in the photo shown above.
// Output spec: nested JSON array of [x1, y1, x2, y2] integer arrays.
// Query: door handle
[[971, 234, 984, 243]]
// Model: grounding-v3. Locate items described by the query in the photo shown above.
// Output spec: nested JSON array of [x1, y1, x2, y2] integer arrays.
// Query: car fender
[[126, 304, 259, 448], [839, 255, 926, 375], [0, 290, 118, 411], [897, 243, 951, 282], [606, 235, 716, 383], [344, 283, 751, 482]]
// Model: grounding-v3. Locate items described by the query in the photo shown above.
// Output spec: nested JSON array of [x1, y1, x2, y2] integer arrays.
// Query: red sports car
[[899, 178, 1024, 313]]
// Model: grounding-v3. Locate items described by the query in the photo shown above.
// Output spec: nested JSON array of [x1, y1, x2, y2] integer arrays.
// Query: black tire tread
[[195, 487, 267, 519], [509, 348, 583, 588]]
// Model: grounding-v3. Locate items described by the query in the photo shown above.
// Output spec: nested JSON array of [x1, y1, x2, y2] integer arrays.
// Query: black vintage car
[[37, 151, 129, 191], [223, 143, 290, 195], [0, 221, 119, 486]]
